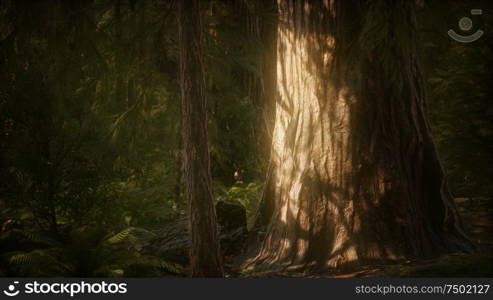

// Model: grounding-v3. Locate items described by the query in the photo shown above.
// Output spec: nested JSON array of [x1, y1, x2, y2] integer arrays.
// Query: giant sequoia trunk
[[246, 0, 475, 271], [177, 0, 223, 277]]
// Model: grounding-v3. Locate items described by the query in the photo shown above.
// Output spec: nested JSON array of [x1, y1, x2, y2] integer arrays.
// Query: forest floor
[[234, 198, 493, 278]]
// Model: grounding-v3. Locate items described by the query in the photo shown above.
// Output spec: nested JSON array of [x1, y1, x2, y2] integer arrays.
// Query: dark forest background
[[1, 0, 492, 277]]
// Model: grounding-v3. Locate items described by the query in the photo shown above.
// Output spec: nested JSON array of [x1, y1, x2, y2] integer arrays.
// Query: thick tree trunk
[[245, 0, 475, 271], [177, 0, 223, 277]]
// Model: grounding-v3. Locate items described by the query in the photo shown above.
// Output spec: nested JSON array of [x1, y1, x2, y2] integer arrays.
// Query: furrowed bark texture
[[177, 0, 223, 277], [245, 0, 475, 271]]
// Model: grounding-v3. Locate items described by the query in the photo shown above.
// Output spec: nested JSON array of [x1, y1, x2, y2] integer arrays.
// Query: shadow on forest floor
[[233, 198, 493, 278]]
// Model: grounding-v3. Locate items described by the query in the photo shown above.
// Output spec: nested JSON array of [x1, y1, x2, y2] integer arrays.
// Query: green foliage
[[106, 227, 156, 246], [0, 0, 265, 277], [216, 181, 262, 228], [3, 226, 184, 277], [205, 1, 269, 183]]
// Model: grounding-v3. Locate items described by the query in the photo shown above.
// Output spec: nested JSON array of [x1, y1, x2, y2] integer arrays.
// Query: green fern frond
[[106, 227, 156, 244], [8, 249, 58, 265], [9, 252, 35, 265], [106, 227, 136, 244], [158, 260, 184, 274]]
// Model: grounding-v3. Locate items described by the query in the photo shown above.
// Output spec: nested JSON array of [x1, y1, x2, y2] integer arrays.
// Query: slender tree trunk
[[245, 0, 475, 271], [177, 0, 223, 277]]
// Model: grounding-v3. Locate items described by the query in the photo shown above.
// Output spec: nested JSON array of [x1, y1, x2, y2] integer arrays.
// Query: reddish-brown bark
[[177, 0, 223, 277]]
